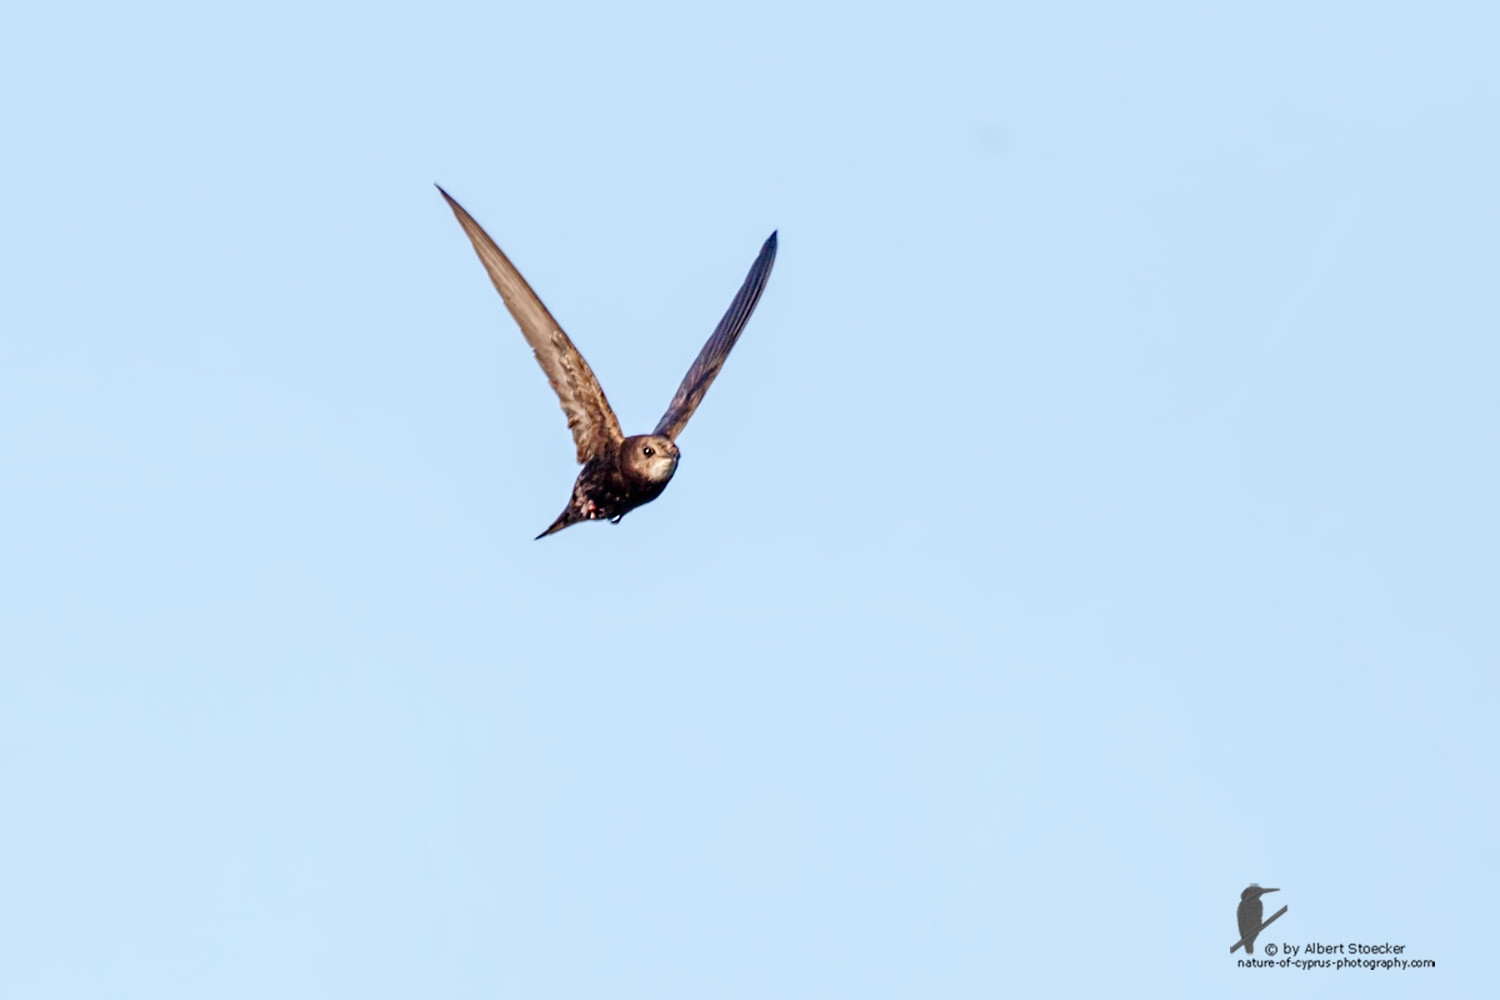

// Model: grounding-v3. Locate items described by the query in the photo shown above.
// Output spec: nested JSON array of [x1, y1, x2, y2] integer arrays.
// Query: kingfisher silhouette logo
[[1232, 884, 1287, 953]]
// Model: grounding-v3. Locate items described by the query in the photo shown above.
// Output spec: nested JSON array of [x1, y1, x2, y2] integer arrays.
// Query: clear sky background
[[2, 1, 1495, 996]]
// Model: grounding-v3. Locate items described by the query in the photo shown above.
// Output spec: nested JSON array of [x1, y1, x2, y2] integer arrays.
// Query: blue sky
[[2, 1, 1495, 996]]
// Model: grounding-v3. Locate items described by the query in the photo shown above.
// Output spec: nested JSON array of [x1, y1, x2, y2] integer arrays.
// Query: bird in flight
[[436, 186, 777, 538]]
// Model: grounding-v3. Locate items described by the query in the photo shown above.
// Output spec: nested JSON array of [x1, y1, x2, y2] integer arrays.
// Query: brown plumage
[[436, 186, 777, 538]]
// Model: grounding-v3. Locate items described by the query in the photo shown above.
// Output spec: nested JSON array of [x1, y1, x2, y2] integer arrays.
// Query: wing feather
[[653, 232, 777, 441], [437, 186, 623, 463]]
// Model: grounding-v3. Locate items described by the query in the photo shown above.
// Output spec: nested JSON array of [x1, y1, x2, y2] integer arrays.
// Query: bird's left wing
[[652, 231, 777, 441], [437, 186, 623, 463]]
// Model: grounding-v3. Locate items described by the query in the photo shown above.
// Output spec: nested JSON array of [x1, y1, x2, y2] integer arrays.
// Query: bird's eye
[[643, 446, 654, 457]]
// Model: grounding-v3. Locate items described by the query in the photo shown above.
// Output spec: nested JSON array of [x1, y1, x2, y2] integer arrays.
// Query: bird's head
[[1241, 885, 1279, 901], [621, 434, 680, 484]]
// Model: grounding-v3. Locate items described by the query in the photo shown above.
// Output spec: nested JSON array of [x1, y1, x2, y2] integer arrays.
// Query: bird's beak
[[1262, 888, 1280, 894]]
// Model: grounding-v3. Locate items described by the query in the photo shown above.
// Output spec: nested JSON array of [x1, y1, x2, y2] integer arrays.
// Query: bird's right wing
[[437, 186, 623, 464]]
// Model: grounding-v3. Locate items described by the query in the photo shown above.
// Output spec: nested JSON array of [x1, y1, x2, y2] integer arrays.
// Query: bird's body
[[536, 434, 680, 538], [436, 186, 776, 538], [1237, 885, 1279, 954], [1237, 896, 1262, 953]]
